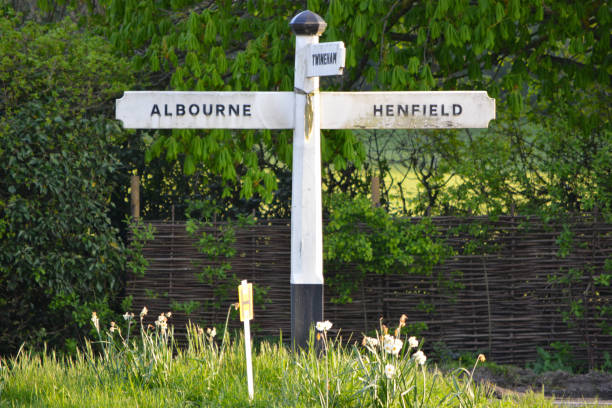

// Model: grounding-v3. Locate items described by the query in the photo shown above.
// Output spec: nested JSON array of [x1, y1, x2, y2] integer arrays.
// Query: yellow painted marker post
[[238, 280, 254, 400]]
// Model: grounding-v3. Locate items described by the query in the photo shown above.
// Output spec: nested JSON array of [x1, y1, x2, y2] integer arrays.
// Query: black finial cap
[[290, 10, 327, 36]]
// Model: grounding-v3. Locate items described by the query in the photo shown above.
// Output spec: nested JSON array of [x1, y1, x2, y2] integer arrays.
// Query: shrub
[[0, 7, 134, 354]]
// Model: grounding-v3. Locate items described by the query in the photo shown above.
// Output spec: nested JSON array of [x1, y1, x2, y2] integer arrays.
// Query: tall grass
[[0, 310, 585, 407]]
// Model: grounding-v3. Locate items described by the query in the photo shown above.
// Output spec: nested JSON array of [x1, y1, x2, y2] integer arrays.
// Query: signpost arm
[[289, 11, 326, 349]]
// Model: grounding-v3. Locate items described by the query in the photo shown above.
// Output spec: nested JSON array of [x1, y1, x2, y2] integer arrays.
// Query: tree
[[351, 0, 610, 216], [101, 0, 369, 218], [100, 0, 609, 217], [0, 6, 135, 353]]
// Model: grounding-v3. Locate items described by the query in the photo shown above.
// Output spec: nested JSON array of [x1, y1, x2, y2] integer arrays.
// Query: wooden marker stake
[[238, 280, 254, 400]]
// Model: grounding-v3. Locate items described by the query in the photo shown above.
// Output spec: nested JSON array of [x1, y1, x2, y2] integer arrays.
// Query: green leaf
[[165, 136, 179, 161], [509, 0, 520, 21], [407, 56, 420, 75], [183, 154, 196, 175], [495, 2, 505, 22], [204, 18, 217, 43]]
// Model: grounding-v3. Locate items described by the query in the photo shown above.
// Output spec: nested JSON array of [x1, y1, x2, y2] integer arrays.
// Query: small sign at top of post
[[307, 41, 345, 77], [238, 280, 254, 322]]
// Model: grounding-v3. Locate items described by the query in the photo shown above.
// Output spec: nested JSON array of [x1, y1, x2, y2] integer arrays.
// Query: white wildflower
[[316, 320, 332, 332], [123, 312, 134, 321], [110, 321, 117, 333], [155, 313, 168, 330], [383, 334, 396, 354], [384, 363, 396, 379], [408, 336, 418, 348], [207, 327, 216, 338], [391, 338, 403, 356], [363, 336, 379, 348], [412, 350, 427, 365], [91, 312, 99, 331], [140, 306, 148, 319]]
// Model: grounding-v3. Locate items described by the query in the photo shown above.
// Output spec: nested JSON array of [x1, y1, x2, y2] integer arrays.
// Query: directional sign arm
[[116, 91, 294, 129], [320, 91, 495, 129]]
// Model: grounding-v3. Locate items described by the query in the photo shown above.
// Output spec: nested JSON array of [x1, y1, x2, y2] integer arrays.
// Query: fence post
[[130, 174, 140, 220], [371, 175, 380, 207]]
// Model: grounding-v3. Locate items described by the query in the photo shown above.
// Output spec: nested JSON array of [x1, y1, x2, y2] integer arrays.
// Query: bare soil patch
[[473, 366, 612, 400]]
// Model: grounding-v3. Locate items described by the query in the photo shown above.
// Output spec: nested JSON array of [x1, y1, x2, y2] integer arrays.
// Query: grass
[[0, 312, 605, 407]]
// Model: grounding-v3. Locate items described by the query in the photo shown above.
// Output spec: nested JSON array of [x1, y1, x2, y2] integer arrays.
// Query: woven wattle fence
[[126, 215, 612, 365]]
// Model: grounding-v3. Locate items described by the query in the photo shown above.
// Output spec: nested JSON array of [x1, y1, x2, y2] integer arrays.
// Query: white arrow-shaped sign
[[116, 91, 495, 130], [115, 91, 294, 129], [320, 91, 495, 129]]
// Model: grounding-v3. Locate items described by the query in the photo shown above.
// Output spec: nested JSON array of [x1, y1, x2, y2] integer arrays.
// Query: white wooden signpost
[[116, 10, 495, 349]]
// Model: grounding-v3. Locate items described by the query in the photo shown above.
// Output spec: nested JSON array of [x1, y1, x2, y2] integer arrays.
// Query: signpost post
[[116, 10, 495, 350]]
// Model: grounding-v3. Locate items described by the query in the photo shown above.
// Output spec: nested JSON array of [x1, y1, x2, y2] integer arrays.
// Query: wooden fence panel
[[126, 216, 612, 365]]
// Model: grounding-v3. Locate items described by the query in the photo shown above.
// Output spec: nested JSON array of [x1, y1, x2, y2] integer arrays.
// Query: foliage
[[545, 220, 612, 370], [101, 0, 314, 211], [0, 7, 135, 354], [431, 94, 611, 217], [529, 341, 587, 375], [180, 200, 270, 326], [93, 0, 610, 222], [125, 219, 155, 278], [324, 194, 453, 304]]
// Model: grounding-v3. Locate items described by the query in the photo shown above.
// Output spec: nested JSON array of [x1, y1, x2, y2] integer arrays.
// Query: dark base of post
[[291, 283, 323, 350]]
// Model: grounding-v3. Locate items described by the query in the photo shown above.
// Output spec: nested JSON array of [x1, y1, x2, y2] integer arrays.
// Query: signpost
[[115, 10, 495, 350]]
